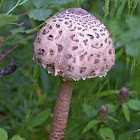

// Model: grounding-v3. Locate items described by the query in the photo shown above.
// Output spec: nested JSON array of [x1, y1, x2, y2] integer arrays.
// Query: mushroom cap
[[33, 8, 115, 81]]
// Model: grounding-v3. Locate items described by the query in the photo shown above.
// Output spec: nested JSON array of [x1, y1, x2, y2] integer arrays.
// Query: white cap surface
[[33, 8, 115, 81]]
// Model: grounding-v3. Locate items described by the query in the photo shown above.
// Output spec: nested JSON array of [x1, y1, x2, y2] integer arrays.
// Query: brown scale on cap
[[33, 8, 115, 81]]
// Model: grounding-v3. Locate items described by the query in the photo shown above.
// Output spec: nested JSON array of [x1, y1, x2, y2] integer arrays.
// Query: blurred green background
[[0, 0, 140, 139]]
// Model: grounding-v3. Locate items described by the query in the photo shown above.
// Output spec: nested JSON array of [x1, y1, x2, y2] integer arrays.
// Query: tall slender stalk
[[49, 79, 73, 140]]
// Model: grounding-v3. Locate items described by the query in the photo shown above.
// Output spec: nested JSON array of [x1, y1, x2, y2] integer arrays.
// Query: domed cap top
[[66, 8, 90, 15], [33, 8, 115, 81]]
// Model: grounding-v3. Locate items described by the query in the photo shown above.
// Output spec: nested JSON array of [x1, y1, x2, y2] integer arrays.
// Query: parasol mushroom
[[33, 8, 115, 140]]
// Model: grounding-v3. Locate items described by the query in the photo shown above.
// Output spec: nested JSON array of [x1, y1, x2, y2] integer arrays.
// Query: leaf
[[82, 120, 98, 134], [122, 104, 130, 122], [125, 40, 140, 57], [29, 9, 52, 21], [0, 14, 18, 26], [104, 0, 109, 16], [96, 90, 118, 98], [116, 2, 126, 19], [108, 116, 118, 123], [11, 27, 25, 35], [127, 99, 140, 111], [99, 127, 115, 140], [115, 48, 124, 60], [24, 29, 35, 34], [82, 104, 96, 117], [33, 65, 39, 80], [31, 0, 74, 8], [40, 67, 50, 93], [120, 29, 140, 45], [11, 135, 25, 140], [11, 28, 35, 34], [106, 104, 117, 113], [31, 0, 47, 8], [37, 93, 47, 105], [48, 0, 74, 4], [0, 128, 8, 140], [28, 109, 50, 129], [127, 16, 140, 30]]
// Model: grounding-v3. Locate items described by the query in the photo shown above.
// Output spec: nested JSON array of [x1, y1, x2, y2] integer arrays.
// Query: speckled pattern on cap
[[33, 8, 115, 81]]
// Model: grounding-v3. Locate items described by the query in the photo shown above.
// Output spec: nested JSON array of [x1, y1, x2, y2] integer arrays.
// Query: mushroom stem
[[49, 79, 73, 140]]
